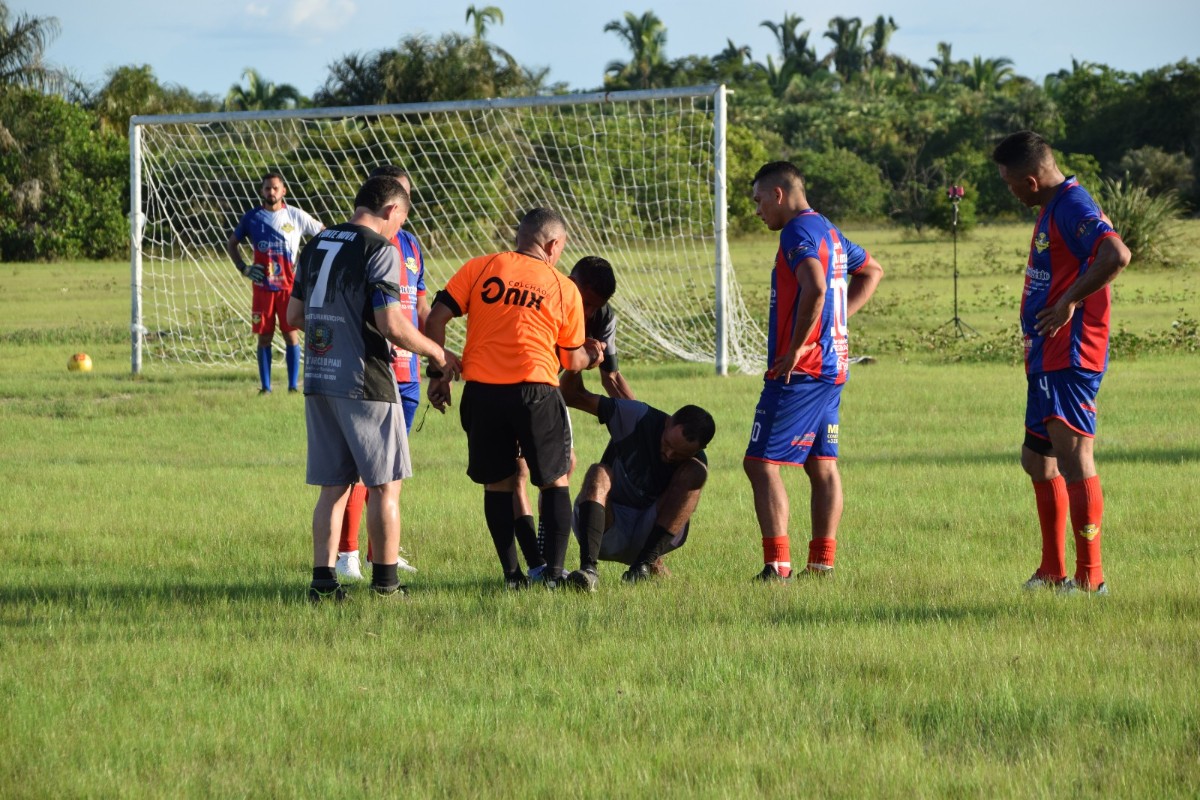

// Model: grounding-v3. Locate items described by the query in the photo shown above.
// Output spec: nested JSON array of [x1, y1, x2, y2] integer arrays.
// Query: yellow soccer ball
[[68, 352, 93, 372]]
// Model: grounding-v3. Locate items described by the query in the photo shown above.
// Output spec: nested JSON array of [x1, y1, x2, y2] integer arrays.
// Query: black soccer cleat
[[566, 568, 599, 593], [307, 582, 348, 603], [622, 562, 652, 583], [504, 571, 530, 591], [370, 582, 406, 598], [754, 564, 792, 583]]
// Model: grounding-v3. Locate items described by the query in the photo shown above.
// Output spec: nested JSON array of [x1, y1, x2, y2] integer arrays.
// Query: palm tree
[[822, 16, 866, 83], [0, 1, 68, 92], [603, 11, 668, 90], [926, 41, 965, 88], [964, 55, 1015, 94], [759, 14, 819, 78], [714, 39, 751, 68], [462, 3, 519, 89], [224, 68, 302, 111], [465, 5, 504, 40], [863, 15, 898, 70]]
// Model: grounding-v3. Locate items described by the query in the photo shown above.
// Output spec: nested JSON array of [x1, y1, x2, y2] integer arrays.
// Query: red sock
[[338, 483, 368, 553], [1068, 475, 1104, 588], [762, 536, 791, 577], [1032, 476, 1068, 580], [808, 537, 836, 570]]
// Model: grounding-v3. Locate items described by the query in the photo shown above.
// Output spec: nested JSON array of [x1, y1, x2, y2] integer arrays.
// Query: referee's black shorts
[[460, 381, 572, 486]]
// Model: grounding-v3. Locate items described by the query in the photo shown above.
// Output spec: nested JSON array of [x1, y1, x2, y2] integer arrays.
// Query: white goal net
[[130, 85, 765, 375]]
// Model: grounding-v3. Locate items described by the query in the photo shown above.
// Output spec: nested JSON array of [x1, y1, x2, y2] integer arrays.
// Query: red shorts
[[251, 285, 297, 335]]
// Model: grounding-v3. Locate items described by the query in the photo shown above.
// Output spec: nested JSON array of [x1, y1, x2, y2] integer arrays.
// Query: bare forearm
[[1063, 239, 1130, 306], [601, 370, 635, 400], [847, 259, 884, 318]]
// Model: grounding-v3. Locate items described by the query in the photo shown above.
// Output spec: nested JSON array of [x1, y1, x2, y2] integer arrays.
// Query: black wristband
[[425, 365, 444, 379]]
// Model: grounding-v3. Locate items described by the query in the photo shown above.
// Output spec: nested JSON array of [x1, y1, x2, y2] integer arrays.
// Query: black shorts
[[460, 382, 572, 485]]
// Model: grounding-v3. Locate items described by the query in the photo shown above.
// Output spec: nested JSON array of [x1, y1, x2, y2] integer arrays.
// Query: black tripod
[[936, 186, 977, 338]]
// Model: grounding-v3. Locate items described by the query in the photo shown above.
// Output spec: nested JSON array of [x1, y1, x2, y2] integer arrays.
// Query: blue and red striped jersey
[[1021, 177, 1121, 374], [768, 209, 869, 385], [389, 229, 427, 384]]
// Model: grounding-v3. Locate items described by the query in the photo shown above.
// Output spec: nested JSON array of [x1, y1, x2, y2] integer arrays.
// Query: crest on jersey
[[309, 322, 334, 355], [1076, 218, 1099, 239], [785, 245, 810, 264], [1034, 232, 1050, 253], [281, 223, 296, 234], [405, 256, 418, 274]]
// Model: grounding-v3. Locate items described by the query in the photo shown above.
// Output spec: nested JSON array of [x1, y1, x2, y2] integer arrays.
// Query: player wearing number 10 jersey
[[744, 161, 884, 581]]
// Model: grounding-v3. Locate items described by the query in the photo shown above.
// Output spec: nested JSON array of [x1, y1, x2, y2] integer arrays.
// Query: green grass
[[1, 231, 1199, 798]]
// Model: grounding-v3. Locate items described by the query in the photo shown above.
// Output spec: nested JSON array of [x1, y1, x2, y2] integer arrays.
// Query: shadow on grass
[[0, 575, 551, 615]]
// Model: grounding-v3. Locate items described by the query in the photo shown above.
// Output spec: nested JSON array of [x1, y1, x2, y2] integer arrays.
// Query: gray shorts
[[573, 500, 689, 565], [305, 394, 411, 487]]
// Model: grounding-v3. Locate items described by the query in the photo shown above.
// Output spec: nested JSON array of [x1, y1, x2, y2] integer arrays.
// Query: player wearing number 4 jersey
[[744, 161, 884, 581], [993, 131, 1130, 595]]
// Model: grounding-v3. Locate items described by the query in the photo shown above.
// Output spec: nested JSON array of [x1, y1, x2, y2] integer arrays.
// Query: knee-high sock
[[576, 501, 606, 571], [1032, 476, 1068, 579], [285, 343, 301, 390], [514, 514, 544, 570], [484, 491, 521, 575], [1068, 475, 1104, 587], [338, 483, 368, 554], [539, 487, 572, 579], [257, 346, 272, 391]]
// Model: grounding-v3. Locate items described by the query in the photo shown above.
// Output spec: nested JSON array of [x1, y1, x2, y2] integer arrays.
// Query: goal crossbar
[[129, 84, 764, 376]]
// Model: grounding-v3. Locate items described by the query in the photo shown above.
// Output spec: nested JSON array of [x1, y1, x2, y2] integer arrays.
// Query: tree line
[[1, 2, 1196, 261]]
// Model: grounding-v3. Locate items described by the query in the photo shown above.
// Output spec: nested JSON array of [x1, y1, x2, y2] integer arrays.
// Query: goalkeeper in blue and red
[[226, 172, 324, 394], [560, 380, 714, 592]]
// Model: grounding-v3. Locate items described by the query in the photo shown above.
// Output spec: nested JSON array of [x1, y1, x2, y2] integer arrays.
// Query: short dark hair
[[517, 207, 566, 245], [261, 171, 286, 187], [992, 131, 1053, 174], [671, 405, 715, 448], [369, 164, 412, 184], [570, 256, 616, 301], [354, 175, 410, 215], [752, 161, 804, 190]]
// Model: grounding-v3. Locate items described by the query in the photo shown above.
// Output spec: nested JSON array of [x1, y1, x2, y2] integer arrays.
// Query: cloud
[[286, 0, 357, 32]]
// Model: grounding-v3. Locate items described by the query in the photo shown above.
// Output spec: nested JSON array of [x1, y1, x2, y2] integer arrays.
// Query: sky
[[34, 0, 1200, 99]]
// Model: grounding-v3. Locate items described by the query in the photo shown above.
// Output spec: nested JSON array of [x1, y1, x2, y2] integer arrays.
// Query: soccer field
[[1, 236, 1198, 797]]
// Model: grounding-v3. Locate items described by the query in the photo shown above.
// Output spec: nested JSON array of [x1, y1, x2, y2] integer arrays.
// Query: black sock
[[539, 486, 572, 578], [484, 491, 521, 575], [309, 566, 338, 592], [634, 524, 676, 565], [514, 515, 545, 569], [371, 562, 399, 589], [577, 501, 606, 572]]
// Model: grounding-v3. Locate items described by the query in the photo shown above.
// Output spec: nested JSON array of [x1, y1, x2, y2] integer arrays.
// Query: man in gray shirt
[[287, 176, 459, 601]]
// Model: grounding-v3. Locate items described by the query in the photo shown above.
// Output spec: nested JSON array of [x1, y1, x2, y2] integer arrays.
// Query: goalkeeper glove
[[241, 263, 267, 283]]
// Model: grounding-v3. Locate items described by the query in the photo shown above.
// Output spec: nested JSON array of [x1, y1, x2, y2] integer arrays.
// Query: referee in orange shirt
[[425, 208, 605, 589]]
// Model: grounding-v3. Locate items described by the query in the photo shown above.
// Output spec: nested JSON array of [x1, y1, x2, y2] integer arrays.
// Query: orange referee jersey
[[443, 251, 585, 385]]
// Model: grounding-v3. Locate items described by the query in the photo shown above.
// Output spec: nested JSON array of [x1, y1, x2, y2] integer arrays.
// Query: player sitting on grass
[[560, 381, 714, 591]]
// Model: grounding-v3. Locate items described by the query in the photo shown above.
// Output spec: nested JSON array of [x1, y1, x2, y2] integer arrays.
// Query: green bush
[[0, 89, 128, 261], [794, 147, 890, 222], [1097, 177, 1185, 266]]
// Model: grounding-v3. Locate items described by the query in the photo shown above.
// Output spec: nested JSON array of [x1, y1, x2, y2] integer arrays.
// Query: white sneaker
[[396, 555, 418, 573], [335, 551, 363, 581]]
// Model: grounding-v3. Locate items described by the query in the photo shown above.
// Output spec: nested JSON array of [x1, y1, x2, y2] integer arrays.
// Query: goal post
[[129, 84, 765, 376]]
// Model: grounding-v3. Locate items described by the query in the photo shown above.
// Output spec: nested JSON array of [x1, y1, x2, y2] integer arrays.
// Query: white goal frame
[[129, 84, 761, 376]]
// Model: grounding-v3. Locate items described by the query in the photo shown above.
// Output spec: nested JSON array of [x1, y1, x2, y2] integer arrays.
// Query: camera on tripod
[[946, 185, 965, 201]]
